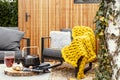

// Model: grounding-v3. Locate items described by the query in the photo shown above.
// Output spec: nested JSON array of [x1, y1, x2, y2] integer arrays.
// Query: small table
[[0, 64, 50, 80], [4, 67, 39, 76]]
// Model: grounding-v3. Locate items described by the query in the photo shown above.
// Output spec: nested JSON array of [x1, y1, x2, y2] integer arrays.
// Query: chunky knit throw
[[62, 26, 96, 79]]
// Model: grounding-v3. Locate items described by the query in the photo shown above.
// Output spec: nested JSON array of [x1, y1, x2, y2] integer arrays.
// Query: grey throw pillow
[[50, 31, 71, 49], [0, 27, 24, 50]]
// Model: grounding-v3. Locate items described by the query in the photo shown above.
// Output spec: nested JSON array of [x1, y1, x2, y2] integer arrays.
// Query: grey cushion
[[60, 28, 72, 32], [60, 28, 72, 40], [0, 51, 22, 61], [50, 31, 71, 49], [43, 48, 62, 58], [0, 27, 24, 50]]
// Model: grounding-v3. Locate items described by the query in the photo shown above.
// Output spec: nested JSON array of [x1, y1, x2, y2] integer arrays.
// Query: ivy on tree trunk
[[94, 0, 120, 80]]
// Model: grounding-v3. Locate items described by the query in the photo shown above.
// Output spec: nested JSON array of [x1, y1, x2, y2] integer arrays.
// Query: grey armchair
[[41, 29, 92, 77], [0, 27, 30, 63], [0, 38, 30, 64]]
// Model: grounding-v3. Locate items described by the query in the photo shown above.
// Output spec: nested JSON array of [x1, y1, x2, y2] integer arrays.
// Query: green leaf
[[97, 11, 104, 16]]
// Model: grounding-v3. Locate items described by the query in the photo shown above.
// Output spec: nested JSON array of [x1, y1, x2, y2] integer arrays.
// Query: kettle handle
[[22, 46, 39, 57]]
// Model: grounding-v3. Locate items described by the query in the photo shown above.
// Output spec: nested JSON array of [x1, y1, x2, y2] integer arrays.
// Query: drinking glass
[[4, 51, 15, 67]]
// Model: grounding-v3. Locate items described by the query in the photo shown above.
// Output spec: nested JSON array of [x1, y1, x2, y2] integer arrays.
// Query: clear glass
[[4, 51, 15, 67]]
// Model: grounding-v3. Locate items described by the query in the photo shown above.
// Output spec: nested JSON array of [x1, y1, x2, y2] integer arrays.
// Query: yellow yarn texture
[[61, 26, 96, 79]]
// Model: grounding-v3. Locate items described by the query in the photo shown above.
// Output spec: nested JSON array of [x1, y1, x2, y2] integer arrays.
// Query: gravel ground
[[49, 62, 96, 80]]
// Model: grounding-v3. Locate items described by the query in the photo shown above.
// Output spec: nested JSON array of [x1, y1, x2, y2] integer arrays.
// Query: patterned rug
[[49, 62, 96, 80]]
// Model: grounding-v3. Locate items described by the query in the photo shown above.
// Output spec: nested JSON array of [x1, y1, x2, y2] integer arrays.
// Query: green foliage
[[94, 0, 118, 80], [0, 0, 18, 27]]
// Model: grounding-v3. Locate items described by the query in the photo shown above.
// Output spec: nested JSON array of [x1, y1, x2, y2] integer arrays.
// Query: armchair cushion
[[0, 51, 21, 61], [43, 48, 62, 58], [50, 31, 71, 49], [0, 27, 24, 51]]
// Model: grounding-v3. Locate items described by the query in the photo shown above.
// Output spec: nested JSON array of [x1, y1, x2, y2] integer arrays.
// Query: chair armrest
[[22, 37, 30, 55], [41, 37, 51, 62], [41, 37, 51, 52]]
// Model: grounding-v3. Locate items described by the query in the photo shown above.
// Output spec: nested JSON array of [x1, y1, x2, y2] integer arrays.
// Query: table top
[[0, 64, 50, 80]]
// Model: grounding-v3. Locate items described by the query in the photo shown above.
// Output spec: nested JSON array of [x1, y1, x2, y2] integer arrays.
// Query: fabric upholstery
[[50, 31, 71, 49], [60, 28, 72, 40], [60, 28, 72, 33], [43, 48, 62, 58], [0, 50, 28, 64], [0, 27, 24, 50], [0, 51, 22, 60]]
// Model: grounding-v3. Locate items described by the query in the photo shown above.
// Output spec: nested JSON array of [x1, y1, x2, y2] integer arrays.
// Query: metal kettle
[[21, 46, 40, 67]]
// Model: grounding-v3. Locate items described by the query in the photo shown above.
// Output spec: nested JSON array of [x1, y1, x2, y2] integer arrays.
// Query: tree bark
[[106, 1, 120, 79]]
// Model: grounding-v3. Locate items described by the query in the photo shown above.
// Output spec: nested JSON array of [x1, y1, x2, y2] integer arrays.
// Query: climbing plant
[[94, 0, 119, 80]]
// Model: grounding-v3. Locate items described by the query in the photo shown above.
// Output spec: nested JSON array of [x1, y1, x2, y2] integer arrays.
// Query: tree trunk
[[106, 0, 120, 79]]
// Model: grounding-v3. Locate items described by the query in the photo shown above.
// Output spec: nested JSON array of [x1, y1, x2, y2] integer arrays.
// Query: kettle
[[21, 55, 40, 67], [21, 46, 40, 67]]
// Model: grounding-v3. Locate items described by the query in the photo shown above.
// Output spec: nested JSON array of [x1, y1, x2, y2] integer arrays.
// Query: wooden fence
[[18, 0, 99, 56]]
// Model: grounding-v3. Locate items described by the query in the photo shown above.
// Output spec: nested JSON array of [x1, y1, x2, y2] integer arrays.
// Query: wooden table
[[0, 64, 50, 80], [4, 67, 38, 76]]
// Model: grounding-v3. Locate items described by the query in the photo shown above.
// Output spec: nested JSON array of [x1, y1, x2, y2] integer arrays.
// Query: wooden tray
[[4, 67, 39, 76]]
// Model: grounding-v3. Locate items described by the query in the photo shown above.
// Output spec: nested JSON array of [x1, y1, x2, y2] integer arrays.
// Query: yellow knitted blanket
[[61, 26, 96, 79]]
